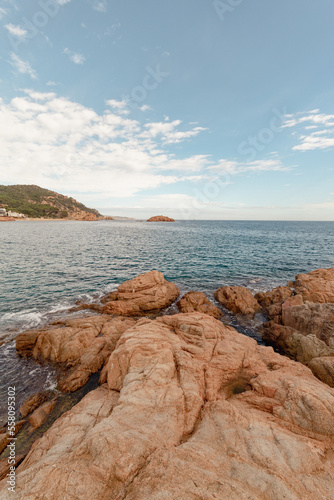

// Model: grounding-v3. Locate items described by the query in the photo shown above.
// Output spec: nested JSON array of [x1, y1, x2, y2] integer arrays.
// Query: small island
[[147, 215, 175, 222]]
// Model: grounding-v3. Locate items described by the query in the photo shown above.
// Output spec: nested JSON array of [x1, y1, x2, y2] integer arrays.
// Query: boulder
[[20, 392, 49, 419], [102, 270, 180, 316], [292, 267, 334, 303], [147, 215, 175, 222], [258, 268, 334, 387], [255, 286, 293, 322], [177, 291, 222, 319], [214, 285, 261, 316], [16, 315, 136, 393], [4, 313, 334, 500], [28, 399, 57, 430]]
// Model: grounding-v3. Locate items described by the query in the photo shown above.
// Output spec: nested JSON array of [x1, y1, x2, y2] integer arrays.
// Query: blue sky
[[0, 0, 334, 220]]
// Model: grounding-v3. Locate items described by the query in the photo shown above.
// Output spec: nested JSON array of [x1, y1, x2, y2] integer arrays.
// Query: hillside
[[0, 185, 102, 220]]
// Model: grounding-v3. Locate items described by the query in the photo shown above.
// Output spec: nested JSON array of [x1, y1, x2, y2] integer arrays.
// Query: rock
[[255, 286, 293, 322], [16, 315, 135, 393], [147, 215, 175, 222], [0, 455, 26, 482], [282, 301, 334, 347], [102, 270, 180, 316], [292, 267, 334, 303], [214, 285, 261, 316], [20, 392, 50, 419], [0, 421, 27, 454], [258, 269, 334, 387], [177, 291, 222, 319], [28, 399, 57, 430], [308, 357, 334, 388], [4, 313, 334, 500]]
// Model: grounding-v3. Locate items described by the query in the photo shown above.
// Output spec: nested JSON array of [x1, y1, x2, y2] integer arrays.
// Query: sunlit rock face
[[3, 312, 334, 500]]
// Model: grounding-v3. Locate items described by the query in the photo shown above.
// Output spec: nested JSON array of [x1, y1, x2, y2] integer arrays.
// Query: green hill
[[0, 185, 101, 219]]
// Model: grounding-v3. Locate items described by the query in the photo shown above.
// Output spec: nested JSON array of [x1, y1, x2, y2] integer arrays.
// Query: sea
[[1, 219, 333, 421]]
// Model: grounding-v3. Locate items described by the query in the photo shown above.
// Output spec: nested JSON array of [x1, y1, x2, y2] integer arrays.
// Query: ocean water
[[0, 219, 333, 419]]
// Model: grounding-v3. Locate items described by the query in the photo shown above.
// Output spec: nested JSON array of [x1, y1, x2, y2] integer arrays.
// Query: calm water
[[0, 219, 333, 420]]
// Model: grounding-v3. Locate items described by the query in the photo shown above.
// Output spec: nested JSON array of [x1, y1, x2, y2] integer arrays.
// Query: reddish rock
[[177, 291, 222, 319], [292, 267, 334, 303], [102, 270, 180, 316], [16, 315, 136, 393], [28, 399, 57, 430], [214, 285, 261, 316], [147, 215, 175, 222], [258, 269, 334, 388], [255, 286, 293, 322], [20, 392, 49, 419], [0, 421, 27, 454], [4, 313, 334, 499], [0, 455, 26, 482]]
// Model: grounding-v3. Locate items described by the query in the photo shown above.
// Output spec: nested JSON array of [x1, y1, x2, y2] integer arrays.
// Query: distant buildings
[[0, 208, 26, 218]]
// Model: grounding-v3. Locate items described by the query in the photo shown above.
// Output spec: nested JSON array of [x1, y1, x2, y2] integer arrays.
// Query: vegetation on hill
[[0, 185, 101, 219]]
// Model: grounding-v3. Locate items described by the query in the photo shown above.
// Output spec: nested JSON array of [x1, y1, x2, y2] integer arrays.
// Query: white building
[[7, 211, 26, 218], [0, 208, 6, 216]]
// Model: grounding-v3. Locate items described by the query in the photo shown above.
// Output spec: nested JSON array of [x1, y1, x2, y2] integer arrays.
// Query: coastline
[[1, 267, 334, 498]]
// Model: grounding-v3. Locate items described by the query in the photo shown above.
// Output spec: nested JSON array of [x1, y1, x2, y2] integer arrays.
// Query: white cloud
[[282, 109, 334, 152], [5, 23, 27, 37], [0, 91, 290, 207], [92, 0, 107, 12], [209, 158, 289, 175], [64, 48, 86, 65], [9, 53, 37, 80], [0, 7, 8, 19], [46, 81, 60, 87], [105, 99, 129, 115], [140, 105, 152, 112]]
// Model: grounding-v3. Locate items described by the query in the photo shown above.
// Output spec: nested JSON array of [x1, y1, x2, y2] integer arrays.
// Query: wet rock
[[5, 313, 334, 499], [16, 315, 136, 393], [255, 286, 293, 322], [102, 270, 180, 316], [28, 399, 57, 430], [177, 291, 222, 319], [214, 285, 261, 316], [20, 392, 50, 419], [0, 421, 27, 455]]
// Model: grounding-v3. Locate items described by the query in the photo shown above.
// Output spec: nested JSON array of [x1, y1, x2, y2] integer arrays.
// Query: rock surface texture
[[214, 285, 261, 317], [260, 268, 334, 387], [2, 312, 334, 499], [16, 315, 136, 392], [177, 291, 222, 319], [102, 270, 180, 316], [147, 215, 175, 222]]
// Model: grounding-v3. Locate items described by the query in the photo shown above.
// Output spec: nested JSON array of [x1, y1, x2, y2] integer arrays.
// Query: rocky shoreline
[[1, 268, 334, 499]]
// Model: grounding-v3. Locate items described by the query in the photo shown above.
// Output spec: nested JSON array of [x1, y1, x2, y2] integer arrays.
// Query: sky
[[0, 0, 334, 220]]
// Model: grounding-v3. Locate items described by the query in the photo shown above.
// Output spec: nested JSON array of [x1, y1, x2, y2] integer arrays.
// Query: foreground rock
[[16, 315, 136, 392], [214, 285, 261, 317], [177, 291, 222, 318], [147, 215, 175, 222], [259, 268, 334, 387], [3, 312, 334, 499], [102, 270, 180, 316]]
